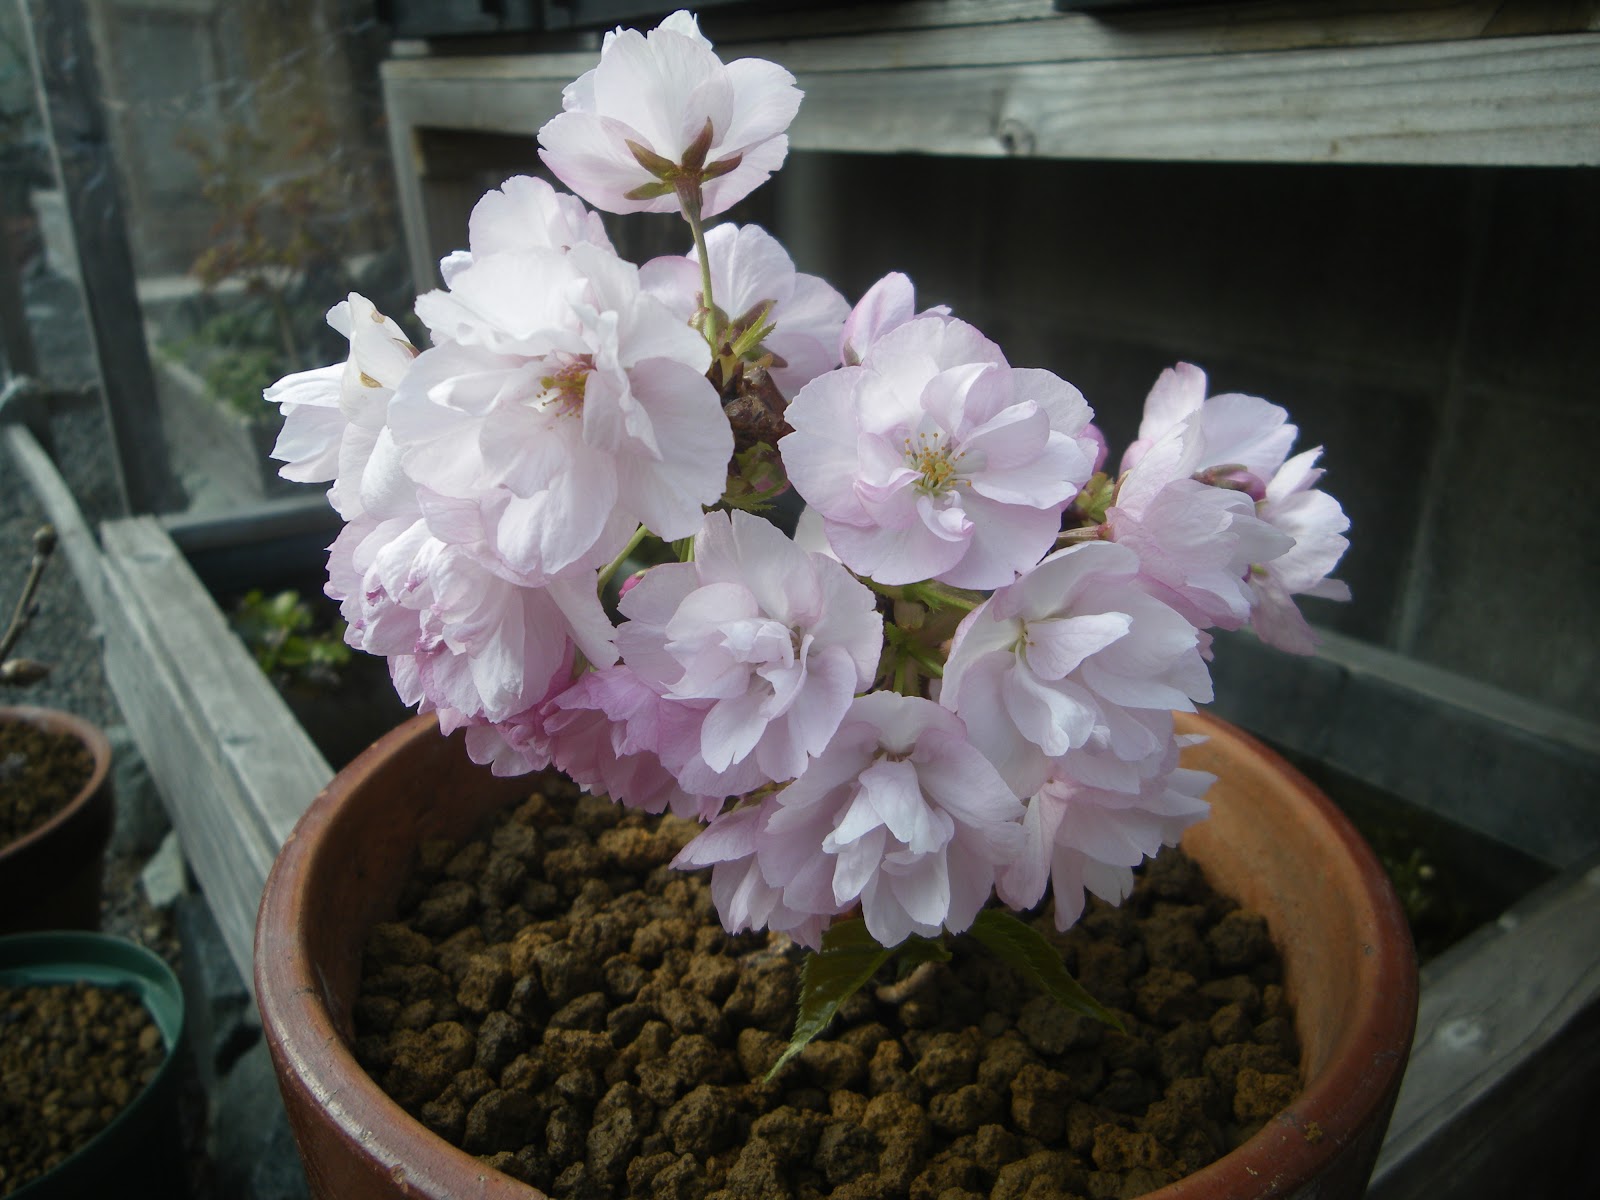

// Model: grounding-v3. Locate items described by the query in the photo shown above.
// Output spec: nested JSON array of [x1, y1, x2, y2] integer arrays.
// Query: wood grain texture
[[99, 516, 332, 985], [1369, 855, 1600, 1198], [382, 23, 1600, 168], [779, 33, 1600, 165], [387, 2, 1600, 73], [718, 1, 1600, 73]]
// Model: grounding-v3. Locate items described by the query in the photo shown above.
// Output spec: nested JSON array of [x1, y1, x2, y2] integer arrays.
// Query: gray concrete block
[[210, 1039, 310, 1200]]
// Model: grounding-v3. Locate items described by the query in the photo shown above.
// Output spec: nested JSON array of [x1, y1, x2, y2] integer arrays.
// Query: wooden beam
[[383, 29, 1600, 169], [99, 516, 332, 986], [1208, 628, 1600, 871], [1368, 853, 1600, 1199], [19, 0, 181, 514], [779, 33, 1600, 166]]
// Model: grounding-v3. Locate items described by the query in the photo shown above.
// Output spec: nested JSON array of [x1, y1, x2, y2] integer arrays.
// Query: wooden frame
[[380, 1, 1600, 287], [19, 0, 181, 515]]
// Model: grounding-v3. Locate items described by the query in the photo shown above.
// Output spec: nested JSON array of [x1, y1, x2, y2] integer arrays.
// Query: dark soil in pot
[[0, 980, 165, 1194], [351, 772, 1301, 1200], [0, 721, 93, 853]]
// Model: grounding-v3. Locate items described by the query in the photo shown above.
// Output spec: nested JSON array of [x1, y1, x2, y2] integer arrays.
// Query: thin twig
[[0, 525, 56, 673]]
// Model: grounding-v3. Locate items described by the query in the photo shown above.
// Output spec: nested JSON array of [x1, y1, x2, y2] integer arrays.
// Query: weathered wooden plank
[[99, 567, 277, 985], [383, 31, 1600, 168], [778, 33, 1600, 165], [387, 2, 1600, 76], [98, 516, 333, 985], [1368, 854, 1600, 1198], [1208, 627, 1600, 870], [100, 518, 331, 849], [383, 86, 439, 303], [0, 204, 37, 380], [720, 0, 1600, 72]]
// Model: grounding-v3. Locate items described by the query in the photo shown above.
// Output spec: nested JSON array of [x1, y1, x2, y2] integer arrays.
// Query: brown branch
[[0, 525, 56, 683]]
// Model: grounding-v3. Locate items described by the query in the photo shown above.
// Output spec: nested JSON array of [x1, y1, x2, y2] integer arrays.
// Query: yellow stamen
[[541, 362, 590, 417], [902, 430, 966, 495]]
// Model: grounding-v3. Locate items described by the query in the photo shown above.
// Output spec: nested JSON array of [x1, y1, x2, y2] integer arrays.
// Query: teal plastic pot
[[0, 932, 187, 1199]]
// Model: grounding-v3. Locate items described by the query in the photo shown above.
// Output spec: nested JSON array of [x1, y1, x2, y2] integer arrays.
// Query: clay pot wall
[[0, 706, 113, 936]]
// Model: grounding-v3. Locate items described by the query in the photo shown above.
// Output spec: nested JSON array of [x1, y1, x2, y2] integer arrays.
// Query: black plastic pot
[[0, 932, 187, 1199]]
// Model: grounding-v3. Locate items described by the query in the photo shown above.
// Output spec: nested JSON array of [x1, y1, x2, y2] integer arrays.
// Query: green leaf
[[767, 919, 892, 1082], [967, 910, 1126, 1033]]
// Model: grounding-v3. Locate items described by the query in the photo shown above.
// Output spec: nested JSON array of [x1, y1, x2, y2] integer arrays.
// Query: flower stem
[[596, 524, 650, 593], [906, 581, 980, 613], [676, 181, 720, 348]]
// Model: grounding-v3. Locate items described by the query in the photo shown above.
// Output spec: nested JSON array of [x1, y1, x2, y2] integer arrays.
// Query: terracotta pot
[[256, 710, 1417, 1200], [0, 706, 113, 936]]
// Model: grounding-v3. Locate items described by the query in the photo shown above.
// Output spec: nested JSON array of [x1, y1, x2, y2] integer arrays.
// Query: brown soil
[[0, 720, 93, 852], [0, 981, 165, 1194], [353, 772, 1300, 1200]]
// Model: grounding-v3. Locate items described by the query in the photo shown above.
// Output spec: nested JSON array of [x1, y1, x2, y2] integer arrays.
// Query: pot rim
[[1153, 712, 1418, 1197], [256, 710, 1418, 1199], [0, 705, 113, 861], [257, 712, 540, 1197]]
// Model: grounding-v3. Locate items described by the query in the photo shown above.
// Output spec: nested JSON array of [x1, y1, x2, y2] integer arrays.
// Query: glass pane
[[0, 3, 123, 526], [93, 0, 410, 517]]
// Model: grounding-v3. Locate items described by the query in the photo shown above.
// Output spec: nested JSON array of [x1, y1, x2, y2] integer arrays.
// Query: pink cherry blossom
[[838, 272, 951, 367], [265, 293, 416, 518], [678, 693, 1024, 948], [397, 239, 732, 578], [1106, 476, 1291, 632], [541, 666, 724, 820], [537, 10, 801, 217], [996, 730, 1214, 929], [671, 803, 834, 949], [1247, 448, 1351, 653], [939, 541, 1213, 797], [326, 505, 616, 730], [780, 316, 1098, 589], [615, 510, 882, 796], [437, 174, 612, 286], [1118, 363, 1296, 484], [1106, 366, 1301, 630], [1108, 364, 1349, 636], [641, 222, 848, 398]]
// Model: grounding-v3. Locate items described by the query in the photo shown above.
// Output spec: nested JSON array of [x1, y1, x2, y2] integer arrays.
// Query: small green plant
[[230, 589, 352, 690]]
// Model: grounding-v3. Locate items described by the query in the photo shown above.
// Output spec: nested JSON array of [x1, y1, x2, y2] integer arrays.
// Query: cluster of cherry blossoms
[[265, 10, 1349, 955]]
